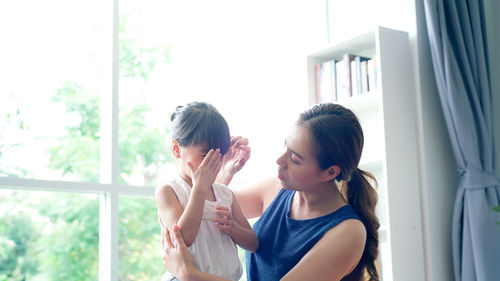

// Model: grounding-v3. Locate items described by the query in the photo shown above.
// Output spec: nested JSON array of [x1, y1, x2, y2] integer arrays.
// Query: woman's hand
[[217, 137, 251, 185], [212, 205, 234, 235], [188, 149, 223, 192], [162, 225, 195, 279]]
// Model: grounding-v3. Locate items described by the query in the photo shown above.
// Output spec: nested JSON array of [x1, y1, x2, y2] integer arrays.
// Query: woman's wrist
[[216, 169, 234, 186]]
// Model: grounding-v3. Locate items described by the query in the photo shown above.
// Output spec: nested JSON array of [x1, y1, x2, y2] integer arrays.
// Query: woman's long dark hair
[[298, 103, 379, 281]]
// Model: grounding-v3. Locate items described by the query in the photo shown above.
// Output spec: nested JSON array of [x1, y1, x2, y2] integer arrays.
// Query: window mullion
[[99, 191, 119, 281], [99, 0, 120, 279], [111, 0, 120, 186]]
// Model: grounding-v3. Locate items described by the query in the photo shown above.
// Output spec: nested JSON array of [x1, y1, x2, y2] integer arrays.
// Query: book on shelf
[[342, 53, 355, 100], [350, 60, 358, 96], [360, 60, 369, 93], [319, 62, 329, 102], [314, 60, 337, 103], [367, 58, 377, 92], [355, 56, 371, 95], [314, 54, 377, 103], [315, 63, 321, 102], [329, 60, 337, 102], [335, 54, 354, 101], [335, 60, 345, 101]]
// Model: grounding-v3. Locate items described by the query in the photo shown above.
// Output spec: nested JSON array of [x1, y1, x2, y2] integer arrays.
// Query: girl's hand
[[188, 149, 223, 192], [212, 204, 234, 235], [218, 137, 251, 184], [161, 225, 195, 278]]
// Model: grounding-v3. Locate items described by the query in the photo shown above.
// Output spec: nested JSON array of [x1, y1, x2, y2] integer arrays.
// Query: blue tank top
[[246, 188, 362, 281]]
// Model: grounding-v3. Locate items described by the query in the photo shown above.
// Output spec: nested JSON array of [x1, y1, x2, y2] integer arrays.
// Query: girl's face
[[276, 125, 325, 191], [172, 141, 209, 178]]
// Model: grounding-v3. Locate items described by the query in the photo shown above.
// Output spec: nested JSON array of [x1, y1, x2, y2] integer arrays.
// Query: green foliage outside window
[[0, 211, 39, 281], [1, 11, 172, 280]]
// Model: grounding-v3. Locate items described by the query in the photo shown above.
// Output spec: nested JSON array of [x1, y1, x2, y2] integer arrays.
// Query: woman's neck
[[289, 183, 347, 220]]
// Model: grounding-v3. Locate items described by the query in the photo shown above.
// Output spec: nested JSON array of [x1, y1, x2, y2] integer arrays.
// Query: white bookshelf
[[307, 26, 425, 281]]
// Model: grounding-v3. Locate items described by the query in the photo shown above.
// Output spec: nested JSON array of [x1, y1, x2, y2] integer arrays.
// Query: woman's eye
[[291, 156, 300, 164]]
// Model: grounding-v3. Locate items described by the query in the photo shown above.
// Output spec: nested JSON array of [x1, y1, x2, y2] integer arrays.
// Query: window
[[0, 0, 324, 280], [0, 0, 111, 181]]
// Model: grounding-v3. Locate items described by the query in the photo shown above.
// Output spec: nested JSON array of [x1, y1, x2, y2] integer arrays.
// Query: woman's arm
[[233, 177, 282, 219], [213, 192, 259, 252], [216, 136, 281, 219], [162, 225, 231, 281], [281, 219, 367, 281]]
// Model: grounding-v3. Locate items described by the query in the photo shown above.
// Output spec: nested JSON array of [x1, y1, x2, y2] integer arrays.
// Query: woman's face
[[276, 125, 324, 191]]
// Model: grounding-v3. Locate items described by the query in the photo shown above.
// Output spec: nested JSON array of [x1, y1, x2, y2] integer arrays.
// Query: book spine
[[320, 61, 331, 102], [330, 60, 337, 101], [335, 60, 346, 100], [368, 59, 376, 92], [351, 60, 358, 96], [360, 60, 368, 93], [342, 54, 355, 99], [315, 63, 321, 102]]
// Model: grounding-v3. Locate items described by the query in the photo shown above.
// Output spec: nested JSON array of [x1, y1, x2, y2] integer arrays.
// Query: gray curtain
[[422, 0, 500, 280]]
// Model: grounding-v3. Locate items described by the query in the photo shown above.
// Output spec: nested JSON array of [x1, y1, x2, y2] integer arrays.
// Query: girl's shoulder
[[156, 177, 191, 207]]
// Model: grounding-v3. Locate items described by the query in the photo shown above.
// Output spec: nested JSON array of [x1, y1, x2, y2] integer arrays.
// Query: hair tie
[[170, 105, 184, 121]]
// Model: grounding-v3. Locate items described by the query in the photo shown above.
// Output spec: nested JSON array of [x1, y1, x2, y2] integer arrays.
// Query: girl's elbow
[[180, 232, 195, 247], [184, 237, 195, 247]]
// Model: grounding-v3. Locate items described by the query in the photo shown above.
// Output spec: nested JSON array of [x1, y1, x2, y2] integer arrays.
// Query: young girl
[[155, 102, 258, 281]]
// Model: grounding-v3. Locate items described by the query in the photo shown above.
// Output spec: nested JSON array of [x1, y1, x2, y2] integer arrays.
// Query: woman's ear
[[321, 165, 340, 182], [171, 139, 181, 159]]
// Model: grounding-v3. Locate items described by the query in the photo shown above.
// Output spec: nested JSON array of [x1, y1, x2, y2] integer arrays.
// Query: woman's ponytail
[[341, 168, 379, 281]]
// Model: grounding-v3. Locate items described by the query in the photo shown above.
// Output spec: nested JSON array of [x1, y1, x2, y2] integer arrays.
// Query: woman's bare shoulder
[[282, 219, 366, 281]]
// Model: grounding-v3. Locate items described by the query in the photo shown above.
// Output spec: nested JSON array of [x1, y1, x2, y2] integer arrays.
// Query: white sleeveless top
[[161, 177, 243, 281]]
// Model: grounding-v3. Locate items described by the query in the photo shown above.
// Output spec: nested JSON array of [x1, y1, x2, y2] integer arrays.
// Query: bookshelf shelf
[[306, 26, 424, 281]]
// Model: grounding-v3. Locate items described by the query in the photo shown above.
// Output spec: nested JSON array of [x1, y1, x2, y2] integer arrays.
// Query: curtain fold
[[422, 0, 500, 280]]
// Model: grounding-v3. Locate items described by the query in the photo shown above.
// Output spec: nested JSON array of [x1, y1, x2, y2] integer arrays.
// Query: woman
[[161, 103, 380, 281]]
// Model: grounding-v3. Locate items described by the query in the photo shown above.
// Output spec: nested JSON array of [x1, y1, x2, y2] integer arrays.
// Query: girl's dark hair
[[170, 102, 230, 155], [298, 103, 379, 281]]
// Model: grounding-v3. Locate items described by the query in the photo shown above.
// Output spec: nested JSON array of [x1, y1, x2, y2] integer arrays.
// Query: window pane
[[0, 0, 112, 182], [119, 195, 163, 280], [118, 0, 173, 187], [0, 189, 99, 280]]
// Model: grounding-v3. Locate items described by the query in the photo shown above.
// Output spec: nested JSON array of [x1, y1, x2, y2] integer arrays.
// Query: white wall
[[327, 0, 415, 44]]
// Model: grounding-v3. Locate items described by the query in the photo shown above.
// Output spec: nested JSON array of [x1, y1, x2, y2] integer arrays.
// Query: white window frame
[[0, 1, 155, 280]]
